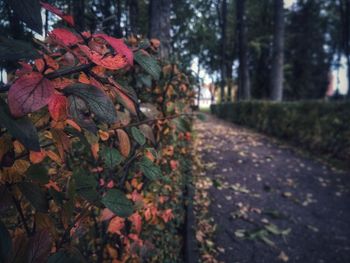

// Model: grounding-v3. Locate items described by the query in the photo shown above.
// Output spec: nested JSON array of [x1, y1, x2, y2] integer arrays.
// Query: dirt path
[[195, 115, 350, 263]]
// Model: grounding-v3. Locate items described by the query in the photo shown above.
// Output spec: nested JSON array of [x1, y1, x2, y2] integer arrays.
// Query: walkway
[[195, 115, 350, 263]]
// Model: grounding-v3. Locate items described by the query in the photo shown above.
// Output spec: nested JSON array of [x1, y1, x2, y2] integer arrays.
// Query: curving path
[[195, 114, 350, 263]]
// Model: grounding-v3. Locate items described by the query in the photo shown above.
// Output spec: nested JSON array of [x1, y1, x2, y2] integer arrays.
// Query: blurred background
[[1, 0, 349, 108]]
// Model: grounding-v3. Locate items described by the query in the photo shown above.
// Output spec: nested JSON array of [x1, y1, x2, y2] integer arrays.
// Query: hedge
[[211, 101, 350, 167]]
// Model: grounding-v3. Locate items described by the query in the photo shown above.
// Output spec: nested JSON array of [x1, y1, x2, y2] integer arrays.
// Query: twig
[[0, 63, 94, 93], [6, 185, 32, 237]]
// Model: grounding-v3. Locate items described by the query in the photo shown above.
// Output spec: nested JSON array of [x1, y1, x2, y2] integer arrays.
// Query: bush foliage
[[0, 2, 196, 262], [211, 101, 350, 166]]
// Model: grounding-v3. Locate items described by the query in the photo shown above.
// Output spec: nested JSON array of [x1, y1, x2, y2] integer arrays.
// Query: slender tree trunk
[[226, 62, 233, 101], [73, 0, 85, 31], [270, 0, 285, 101], [344, 0, 350, 99], [219, 0, 227, 102], [197, 60, 201, 107], [129, 0, 139, 34], [237, 0, 251, 100], [148, 0, 171, 59]]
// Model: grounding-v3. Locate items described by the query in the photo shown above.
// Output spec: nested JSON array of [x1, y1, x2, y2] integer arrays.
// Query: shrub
[[0, 2, 196, 262], [211, 101, 350, 167]]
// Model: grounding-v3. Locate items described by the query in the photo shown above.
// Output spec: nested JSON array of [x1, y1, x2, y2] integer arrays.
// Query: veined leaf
[[0, 37, 40, 61], [72, 168, 98, 203], [26, 164, 49, 184], [18, 182, 48, 213], [67, 95, 97, 133], [28, 229, 52, 263], [0, 220, 12, 263], [64, 83, 117, 124], [101, 147, 123, 169], [101, 189, 134, 218], [134, 50, 161, 80], [116, 129, 130, 157], [0, 98, 40, 151], [139, 157, 162, 181], [8, 72, 55, 117], [131, 127, 146, 146], [5, 0, 42, 34]]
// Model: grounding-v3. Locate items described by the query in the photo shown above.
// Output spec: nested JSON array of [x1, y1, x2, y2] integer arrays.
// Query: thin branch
[[6, 185, 32, 237], [0, 63, 94, 93]]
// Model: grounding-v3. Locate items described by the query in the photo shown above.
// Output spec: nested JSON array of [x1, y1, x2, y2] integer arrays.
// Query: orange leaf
[[91, 143, 99, 160], [46, 150, 62, 165], [66, 119, 81, 132], [116, 129, 130, 157], [78, 72, 90, 84], [29, 150, 47, 164], [35, 59, 45, 72], [78, 44, 128, 70], [45, 180, 61, 192], [98, 130, 110, 141], [107, 216, 125, 235]]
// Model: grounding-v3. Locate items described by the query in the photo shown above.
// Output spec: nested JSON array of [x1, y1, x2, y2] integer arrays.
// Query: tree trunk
[[226, 62, 233, 101], [129, 0, 139, 34], [148, 0, 171, 59], [219, 0, 227, 102], [344, 0, 350, 98], [73, 0, 85, 31], [270, 0, 285, 101], [236, 0, 251, 100]]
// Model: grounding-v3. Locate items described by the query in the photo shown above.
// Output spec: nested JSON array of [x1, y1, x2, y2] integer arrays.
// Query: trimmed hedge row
[[211, 101, 350, 166]]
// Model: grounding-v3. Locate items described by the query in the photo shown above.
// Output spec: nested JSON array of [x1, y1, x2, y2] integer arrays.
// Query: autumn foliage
[[0, 2, 195, 262]]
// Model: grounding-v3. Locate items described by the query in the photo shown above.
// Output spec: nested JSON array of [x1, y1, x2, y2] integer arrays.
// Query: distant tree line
[[0, 0, 349, 101]]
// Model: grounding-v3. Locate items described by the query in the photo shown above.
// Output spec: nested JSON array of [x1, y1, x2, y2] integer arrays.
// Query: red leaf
[[48, 94, 67, 121], [94, 34, 134, 66], [78, 44, 128, 70], [128, 213, 142, 234], [8, 72, 55, 117], [49, 28, 82, 46], [40, 2, 74, 26], [16, 62, 32, 76], [107, 216, 125, 234]]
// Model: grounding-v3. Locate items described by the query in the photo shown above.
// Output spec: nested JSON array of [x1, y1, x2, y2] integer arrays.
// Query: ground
[[194, 114, 350, 263]]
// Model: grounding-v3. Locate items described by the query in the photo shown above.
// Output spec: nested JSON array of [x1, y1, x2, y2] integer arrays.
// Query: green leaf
[[101, 189, 134, 218], [64, 84, 117, 124], [0, 98, 40, 151], [131, 127, 146, 146], [0, 37, 40, 61], [139, 157, 162, 181], [5, 0, 42, 34], [0, 220, 12, 263], [134, 50, 161, 80], [72, 169, 98, 203], [67, 95, 97, 133], [26, 164, 49, 184], [18, 182, 48, 213], [48, 248, 86, 263], [101, 147, 123, 169]]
